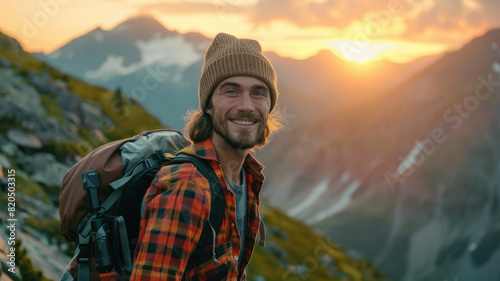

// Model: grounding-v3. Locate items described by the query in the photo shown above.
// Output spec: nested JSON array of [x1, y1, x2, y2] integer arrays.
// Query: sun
[[329, 40, 397, 63]]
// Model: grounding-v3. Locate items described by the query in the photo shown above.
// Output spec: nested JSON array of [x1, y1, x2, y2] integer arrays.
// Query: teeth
[[233, 120, 254, 125]]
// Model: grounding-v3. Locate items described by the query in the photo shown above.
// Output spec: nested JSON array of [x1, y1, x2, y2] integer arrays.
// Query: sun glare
[[329, 40, 397, 63]]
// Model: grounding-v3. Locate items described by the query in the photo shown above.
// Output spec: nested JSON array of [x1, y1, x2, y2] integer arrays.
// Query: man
[[130, 33, 281, 280]]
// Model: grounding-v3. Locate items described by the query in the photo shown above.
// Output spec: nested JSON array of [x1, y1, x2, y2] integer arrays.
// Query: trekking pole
[[82, 171, 116, 273]]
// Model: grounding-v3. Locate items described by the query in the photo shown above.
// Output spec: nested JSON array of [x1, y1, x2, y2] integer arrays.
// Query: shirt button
[[234, 255, 239, 261]]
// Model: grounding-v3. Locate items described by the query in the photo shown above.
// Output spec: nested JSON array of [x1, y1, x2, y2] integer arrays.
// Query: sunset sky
[[1, 0, 499, 63]]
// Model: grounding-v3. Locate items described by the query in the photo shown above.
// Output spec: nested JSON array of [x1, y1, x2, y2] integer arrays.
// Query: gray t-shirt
[[227, 167, 247, 265]]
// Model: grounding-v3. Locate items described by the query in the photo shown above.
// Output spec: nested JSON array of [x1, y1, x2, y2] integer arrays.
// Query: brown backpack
[[59, 129, 227, 281], [59, 129, 188, 242]]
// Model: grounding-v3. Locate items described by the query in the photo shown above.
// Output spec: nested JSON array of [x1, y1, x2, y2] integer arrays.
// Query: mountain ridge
[[257, 26, 500, 281], [36, 14, 440, 130]]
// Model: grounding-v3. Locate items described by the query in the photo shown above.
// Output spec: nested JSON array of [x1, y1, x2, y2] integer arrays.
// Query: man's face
[[207, 76, 271, 150]]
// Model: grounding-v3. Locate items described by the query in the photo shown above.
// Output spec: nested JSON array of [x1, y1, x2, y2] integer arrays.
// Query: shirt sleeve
[[130, 169, 210, 281]]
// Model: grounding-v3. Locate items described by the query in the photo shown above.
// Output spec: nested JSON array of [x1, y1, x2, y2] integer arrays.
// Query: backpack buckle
[[144, 150, 166, 169], [144, 158, 154, 169], [78, 243, 91, 263]]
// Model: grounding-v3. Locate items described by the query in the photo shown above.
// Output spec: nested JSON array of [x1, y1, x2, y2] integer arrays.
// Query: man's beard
[[212, 111, 266, 150]]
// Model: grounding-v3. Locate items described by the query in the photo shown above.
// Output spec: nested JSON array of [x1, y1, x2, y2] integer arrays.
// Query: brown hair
[[184, 108, 284, 147]]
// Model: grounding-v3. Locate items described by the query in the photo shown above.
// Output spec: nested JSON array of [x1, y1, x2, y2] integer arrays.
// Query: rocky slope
[[0, 31, 390, 280]]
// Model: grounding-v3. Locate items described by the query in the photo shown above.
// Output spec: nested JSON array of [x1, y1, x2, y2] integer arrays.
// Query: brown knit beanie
[[199, 33, 278, 112]]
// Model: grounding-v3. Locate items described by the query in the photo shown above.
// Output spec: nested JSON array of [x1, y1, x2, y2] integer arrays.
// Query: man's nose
[[236, 92, 255, 111]]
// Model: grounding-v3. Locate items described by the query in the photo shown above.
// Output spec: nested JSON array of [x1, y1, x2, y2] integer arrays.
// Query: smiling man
[[131, 33, 282, 280]]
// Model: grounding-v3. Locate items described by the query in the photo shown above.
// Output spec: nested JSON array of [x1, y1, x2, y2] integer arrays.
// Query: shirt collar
[[180, 138, 265, 179]]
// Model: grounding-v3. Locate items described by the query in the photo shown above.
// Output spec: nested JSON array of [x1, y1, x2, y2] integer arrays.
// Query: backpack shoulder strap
[[168, 154, 226, 268], [168, 153, 225, 236]]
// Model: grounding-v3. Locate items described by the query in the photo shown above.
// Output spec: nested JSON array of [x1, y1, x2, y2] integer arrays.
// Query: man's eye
[[253, 91, 265, 97], [226, 89, 238, 95]]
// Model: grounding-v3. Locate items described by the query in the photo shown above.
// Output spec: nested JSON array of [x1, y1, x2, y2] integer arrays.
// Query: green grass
[[39, 95, 64, 123], [247, 205, 391, 281], [24, 216, 65, 246]]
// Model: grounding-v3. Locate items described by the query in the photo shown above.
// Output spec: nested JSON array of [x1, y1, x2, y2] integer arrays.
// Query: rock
[[0, 143, 18, 157], [0, 235, 22, 281], [0, 68, 45, 117], [0, 259, 21, 281], [28, 70, 55, 94], [17, 153, 69, 187], [80, 103, 106, 129], [1, 231, 71, 281], [7, 129, 42, 149], [63, 111, 81, 126], [0, 154, 12, 169], [34, 116, 75, 143], [81, 103, 102, 118], [0, 56, 12, 68], [0, 68, 78, 143]]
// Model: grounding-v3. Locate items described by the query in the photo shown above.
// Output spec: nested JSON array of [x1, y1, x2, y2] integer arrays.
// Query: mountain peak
[[111, 15, 176, 39]]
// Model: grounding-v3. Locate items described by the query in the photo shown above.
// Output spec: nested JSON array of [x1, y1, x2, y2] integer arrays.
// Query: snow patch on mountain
[[136, 35, 202, 67], [396, 141, 423, 175], [84, 35, 202, 81], [309, 179, 361, 223], [339, 171, 350, 183], [85, 55, 140, 80], [287, 178, 329, 217], [493, 61, 500, 73]]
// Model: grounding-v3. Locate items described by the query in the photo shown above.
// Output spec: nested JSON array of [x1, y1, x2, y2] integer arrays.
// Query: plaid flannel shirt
[[130, 138, 265, 281]]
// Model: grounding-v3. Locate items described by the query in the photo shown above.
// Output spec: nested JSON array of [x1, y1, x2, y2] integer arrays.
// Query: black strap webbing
[[169, 154, 226, 273], [169, 154, 225, 247], [77, 233, 91, 281]]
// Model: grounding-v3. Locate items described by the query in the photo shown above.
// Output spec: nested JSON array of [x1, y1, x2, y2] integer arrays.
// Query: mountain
[[0, 31, 391, 281], [36, 15, 439, 130], [36, 15, 211, 130], [257, 28, 500, 281]]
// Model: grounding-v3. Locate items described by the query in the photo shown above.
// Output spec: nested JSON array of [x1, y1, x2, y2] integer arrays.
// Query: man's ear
[[206, 108, 213, 116]]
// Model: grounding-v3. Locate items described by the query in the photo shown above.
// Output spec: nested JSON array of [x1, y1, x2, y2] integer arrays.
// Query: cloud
[[139, 0, 245, 15], [248, 0, 500, 43], [249, 0, 396, 28]]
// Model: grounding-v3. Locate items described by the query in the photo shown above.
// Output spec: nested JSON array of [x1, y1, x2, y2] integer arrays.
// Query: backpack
[[59, 129, 226, 281]]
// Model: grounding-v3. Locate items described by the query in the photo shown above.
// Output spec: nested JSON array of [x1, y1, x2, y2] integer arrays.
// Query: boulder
[[0, 142, 19, 157], [7, 128, 42, 149], [17, 152, 69, 187], [0, 68, 45, 116], [0, 56, 12, 68], [0, 154, 12, 169]]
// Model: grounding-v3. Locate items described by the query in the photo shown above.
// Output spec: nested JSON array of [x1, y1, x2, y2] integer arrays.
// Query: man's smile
[[230, 119, 257, 127]]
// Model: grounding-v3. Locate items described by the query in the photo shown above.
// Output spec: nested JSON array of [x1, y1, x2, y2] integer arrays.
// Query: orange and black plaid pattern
[[130, 138, 265, 281]]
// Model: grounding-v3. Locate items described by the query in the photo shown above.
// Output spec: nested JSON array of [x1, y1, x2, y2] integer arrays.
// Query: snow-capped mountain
[[37, 16, 211, 129], [257, 29, 500, 281], [44, 15, 209, 82]]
